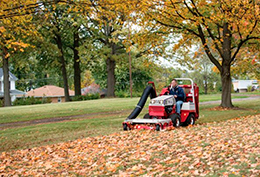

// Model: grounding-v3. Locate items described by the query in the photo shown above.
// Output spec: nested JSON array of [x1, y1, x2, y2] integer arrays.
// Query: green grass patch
[[197, 99, 260, 124], [199, 94, 248, 102], [234, 91, 260, 96], [0, 95, 259, 152], [0, 115, 125, 152], [0, 98, 141, 124], [0, 94, 251, 124]]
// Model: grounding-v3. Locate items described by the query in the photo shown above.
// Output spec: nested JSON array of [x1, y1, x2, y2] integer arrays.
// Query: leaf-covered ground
[[1, 115, 259, 176]]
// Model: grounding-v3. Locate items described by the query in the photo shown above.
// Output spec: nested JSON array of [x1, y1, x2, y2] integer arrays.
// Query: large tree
[[0, 0, 37, 106], [84, 1, 130, 97], [0, 0, 88, 104], [36, 3, 89, 101], [133, 0, 260, 107]]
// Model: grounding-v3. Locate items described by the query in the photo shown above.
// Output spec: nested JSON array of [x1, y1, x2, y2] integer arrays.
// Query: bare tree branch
[[154, 18, 200, 37], [231, 36, 260, 64], [198, 25, 222, 72]]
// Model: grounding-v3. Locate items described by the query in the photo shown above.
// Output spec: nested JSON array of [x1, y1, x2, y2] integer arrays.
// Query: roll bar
[[175, 78, 195, 103]]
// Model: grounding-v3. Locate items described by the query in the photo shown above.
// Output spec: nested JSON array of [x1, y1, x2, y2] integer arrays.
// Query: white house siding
[[0, 68, 25, 102], [11, 95, 16, 102], [0, 81, 15, 90], [0, 81, 2, 92], [10, 80, 15, 90]]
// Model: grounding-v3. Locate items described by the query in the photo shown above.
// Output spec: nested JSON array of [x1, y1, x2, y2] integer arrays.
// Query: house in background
[[81, 83, 106, 98], [26, 85, 75, 103], [0, 68, 26, 102]]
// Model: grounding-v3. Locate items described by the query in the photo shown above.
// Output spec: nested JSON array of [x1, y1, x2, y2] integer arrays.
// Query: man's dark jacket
[[169, 86, 185, 102]]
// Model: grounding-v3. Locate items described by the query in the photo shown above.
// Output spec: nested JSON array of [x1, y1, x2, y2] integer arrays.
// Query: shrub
[[42, 97, 52, 104], [0, 99, 4, 107], [115, 90, 129, 98], [115, 90, 143, 98], [71, 93, 100, 101], [13, 96, 51, 106], [247, 85, 253, 92]]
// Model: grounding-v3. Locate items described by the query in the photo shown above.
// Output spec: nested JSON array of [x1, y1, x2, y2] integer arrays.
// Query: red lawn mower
[[123, 78, 199, 131]]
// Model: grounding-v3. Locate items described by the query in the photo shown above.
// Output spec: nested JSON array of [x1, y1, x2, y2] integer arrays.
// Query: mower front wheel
[[143, 113, 150, 119], [170, 114, 180, 127], [156, 124, 161, 131], [123, 124, 129, 131]]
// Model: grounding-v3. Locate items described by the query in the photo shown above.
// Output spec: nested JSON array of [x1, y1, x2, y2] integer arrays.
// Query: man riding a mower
[[167, 79, 185, 114], [123, 78, 199, 130]]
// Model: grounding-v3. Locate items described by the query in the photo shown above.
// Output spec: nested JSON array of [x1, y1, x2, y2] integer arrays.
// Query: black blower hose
[[126, 85, 156, 119]]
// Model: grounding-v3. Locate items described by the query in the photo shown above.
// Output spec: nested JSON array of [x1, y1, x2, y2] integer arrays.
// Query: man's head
[[170, 79, 178, 88]]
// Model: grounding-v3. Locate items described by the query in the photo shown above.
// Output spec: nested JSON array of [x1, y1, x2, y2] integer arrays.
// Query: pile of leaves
[[1, 115, 259, 176]]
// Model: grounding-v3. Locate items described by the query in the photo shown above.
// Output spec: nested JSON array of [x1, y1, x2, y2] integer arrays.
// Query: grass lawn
[[234, 91, 260, 96], [0, 98, 140, 124], [199, 94, 248, 102], [197, 99, 260, 123], [0, 93, 259, 152], [0, 93, 251, 124]]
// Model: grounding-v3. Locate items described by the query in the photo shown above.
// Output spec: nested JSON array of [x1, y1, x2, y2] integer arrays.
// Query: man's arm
[[160, 86, 170, 95], [177, 87, 185, 101]]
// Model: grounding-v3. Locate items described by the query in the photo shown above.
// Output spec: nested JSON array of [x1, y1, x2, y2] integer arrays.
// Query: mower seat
[[181, 86, 193, 102]]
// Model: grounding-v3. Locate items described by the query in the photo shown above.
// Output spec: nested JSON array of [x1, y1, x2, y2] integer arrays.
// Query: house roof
[[0, 68, 18, 81], [26, 85, 75, 97], [0, 89, 26, 96]]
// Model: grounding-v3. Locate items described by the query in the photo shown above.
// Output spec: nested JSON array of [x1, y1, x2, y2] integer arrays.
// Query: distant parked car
[[233, 80, 258, 93], [251, 85, 259, 92]]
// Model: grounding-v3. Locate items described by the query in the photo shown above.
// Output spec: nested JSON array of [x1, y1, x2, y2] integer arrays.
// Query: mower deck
[[123, 118, 173, 131], [124, 118, 172, 124]]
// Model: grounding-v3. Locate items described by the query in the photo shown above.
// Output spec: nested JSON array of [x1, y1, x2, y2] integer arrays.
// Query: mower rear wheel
[[170, 114, 180, 127], [123, 124, 129, 131], [156, 124, 161, 131], [143, 113, 150, 119], [185, 114, 195, 126]]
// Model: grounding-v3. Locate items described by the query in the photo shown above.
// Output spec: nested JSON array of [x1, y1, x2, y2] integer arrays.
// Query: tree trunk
[[73, 30, 81, 96], [204, 75, 208, 94], [220, 64, 233, 107], [220, 23, 233, 108], [106, 57, 115, 97], [55, 34, 70, 102], [199, 22, 234, 108], [2, 47, 11, 106]]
